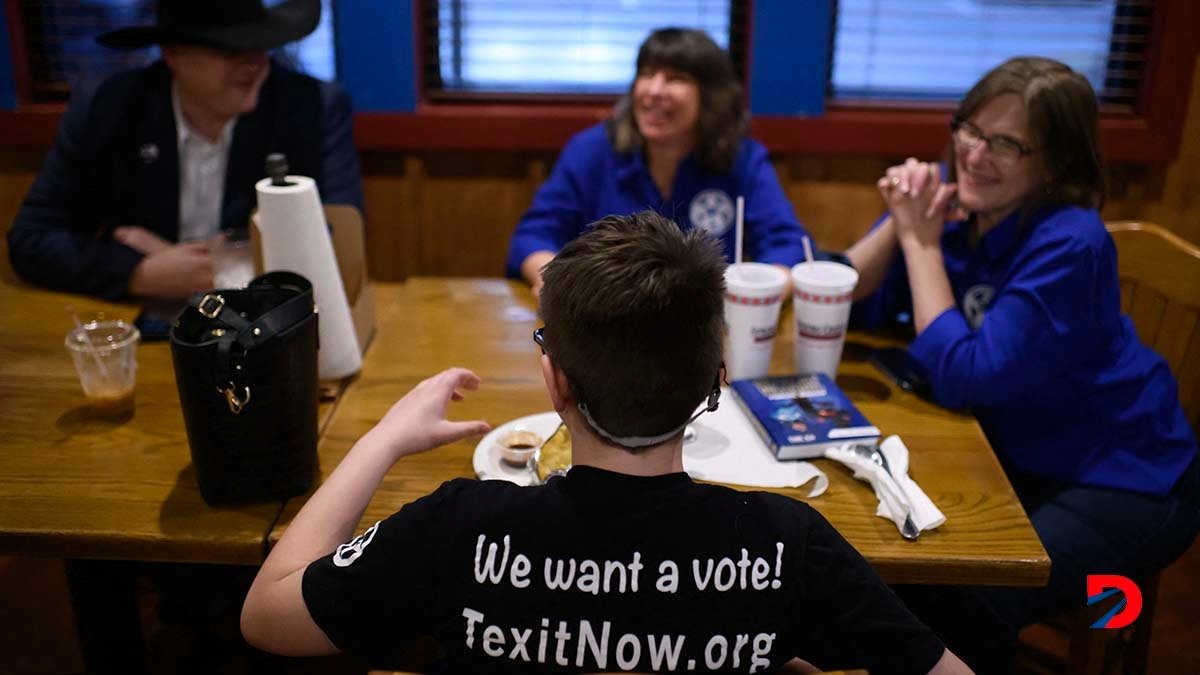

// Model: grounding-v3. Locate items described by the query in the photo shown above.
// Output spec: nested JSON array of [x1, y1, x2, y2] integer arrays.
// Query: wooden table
[[273, 278, 1050, 587], [0, 281, 341, 565], [0, 280, 350, 672]]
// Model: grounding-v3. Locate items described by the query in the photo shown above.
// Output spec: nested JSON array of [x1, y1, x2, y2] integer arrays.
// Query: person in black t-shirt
[[241, 211, 971, 675]]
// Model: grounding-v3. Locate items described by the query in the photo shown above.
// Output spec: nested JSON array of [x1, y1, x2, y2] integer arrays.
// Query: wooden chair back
[[1019, 221, 1200, 675], [1107, 221, 1200, 431]]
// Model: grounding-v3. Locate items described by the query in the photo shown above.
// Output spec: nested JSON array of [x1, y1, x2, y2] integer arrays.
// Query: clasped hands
[[116, 225, 215, 298], [877, 158, 967, 248]]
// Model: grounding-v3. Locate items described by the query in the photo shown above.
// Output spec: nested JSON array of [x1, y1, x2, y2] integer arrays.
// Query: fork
[[851, 443, 920, 540]]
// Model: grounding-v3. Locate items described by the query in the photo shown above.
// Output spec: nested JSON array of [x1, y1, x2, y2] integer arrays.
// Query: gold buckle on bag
[[197, 294, 225, 319], [219, 384, 251, 414]]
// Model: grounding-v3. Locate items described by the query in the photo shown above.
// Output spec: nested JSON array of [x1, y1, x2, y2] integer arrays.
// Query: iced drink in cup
[[723, 263, 789, 380], [210, 230, 255, 289], [791, 261, 859, 377], [64, 320, 140, 418]]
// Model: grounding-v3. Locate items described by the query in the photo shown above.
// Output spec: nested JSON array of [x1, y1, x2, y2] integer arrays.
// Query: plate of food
[[473, 412, 571, 485]]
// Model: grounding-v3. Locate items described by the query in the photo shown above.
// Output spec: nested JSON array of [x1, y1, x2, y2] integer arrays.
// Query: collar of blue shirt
[[948, 207, 1051, 261]]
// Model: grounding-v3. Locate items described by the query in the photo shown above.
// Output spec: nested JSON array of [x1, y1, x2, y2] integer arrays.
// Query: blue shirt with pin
[[853, 205, 1197, 496], [505, 123, 810, 278]]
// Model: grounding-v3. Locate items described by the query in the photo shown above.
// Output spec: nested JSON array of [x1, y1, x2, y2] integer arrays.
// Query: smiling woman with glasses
[[949, 118, 1034, 162], [840, 56, 1199, 674]]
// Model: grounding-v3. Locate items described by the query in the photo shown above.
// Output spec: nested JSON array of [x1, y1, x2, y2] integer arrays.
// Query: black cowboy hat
[[96, 0, 320, 52]]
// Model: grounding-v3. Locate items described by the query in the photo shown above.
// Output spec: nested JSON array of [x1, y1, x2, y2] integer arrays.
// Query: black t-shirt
[[302, 466, 943, 674]]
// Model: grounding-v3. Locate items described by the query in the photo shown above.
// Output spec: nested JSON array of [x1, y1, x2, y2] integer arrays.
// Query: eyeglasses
[[531, 326, 722, 449], [951, 119, 1034, 162], [533, 327, 547, 354]]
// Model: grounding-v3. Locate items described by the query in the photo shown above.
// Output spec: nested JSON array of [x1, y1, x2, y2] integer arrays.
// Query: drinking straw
[[802, 235, 815, 268], [734, 196, 745, 264], [67, 305, 111, 378]]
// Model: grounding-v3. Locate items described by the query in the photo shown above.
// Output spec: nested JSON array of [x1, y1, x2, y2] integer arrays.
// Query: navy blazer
[[7, 59, 364, 299]]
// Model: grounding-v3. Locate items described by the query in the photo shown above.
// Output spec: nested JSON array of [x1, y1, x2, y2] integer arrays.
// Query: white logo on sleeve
[[689, 189, 735, 237], [333, 520, 381, 568], [962, 284, 996, 329]]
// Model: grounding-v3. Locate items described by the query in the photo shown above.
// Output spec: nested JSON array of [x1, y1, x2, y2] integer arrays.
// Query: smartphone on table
[[133, 300, 185, 342], [869, 347, 933, 398]]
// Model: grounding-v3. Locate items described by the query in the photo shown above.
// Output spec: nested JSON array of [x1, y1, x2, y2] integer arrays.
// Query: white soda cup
[[724, 263, 789, 380], [791, 261, 859, 377]]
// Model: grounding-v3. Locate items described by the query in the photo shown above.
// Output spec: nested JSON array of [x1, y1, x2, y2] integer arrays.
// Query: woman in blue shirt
[[507, 28, 811, 295], [847, 56, 1200, 673]]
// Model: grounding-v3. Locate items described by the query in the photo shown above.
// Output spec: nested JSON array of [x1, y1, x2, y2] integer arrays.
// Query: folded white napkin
[[825, 435, 945, 534], [683, 388, 828, 496]]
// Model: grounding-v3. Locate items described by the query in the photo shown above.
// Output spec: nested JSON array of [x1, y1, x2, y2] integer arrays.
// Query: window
[[19, 0, 155, 101], [424, 0, 739, 95], [12, 0, 338, 103], [276, 0, 337, 82], [831, 0, 1150, 107], [5, 0, 1188, 162]]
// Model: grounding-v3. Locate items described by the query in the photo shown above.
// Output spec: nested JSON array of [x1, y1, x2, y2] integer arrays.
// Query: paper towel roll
[[255, 175, 362, 379]]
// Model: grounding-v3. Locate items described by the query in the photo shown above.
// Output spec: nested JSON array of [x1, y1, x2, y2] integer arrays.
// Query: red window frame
[[2, 0, 1195, 162]]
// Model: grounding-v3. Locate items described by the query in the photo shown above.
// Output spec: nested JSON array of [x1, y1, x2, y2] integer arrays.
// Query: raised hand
[[363, 368, 492, 462]]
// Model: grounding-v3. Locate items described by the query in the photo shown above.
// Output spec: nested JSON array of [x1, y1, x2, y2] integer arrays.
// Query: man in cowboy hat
[[7, 0, 363, 300]]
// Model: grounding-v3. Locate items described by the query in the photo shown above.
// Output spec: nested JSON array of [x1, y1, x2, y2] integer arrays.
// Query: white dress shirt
[[173, 87, 235, 243]]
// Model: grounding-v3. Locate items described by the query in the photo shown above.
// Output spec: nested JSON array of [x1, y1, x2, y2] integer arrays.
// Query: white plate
[[473, 411, 563, 485]]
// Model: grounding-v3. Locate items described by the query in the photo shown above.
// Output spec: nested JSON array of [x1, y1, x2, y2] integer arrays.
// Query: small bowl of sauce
[[498, 428, 542, 465]]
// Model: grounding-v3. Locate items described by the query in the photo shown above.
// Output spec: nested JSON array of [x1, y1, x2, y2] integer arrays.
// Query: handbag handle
[[186, 271, 315, 413]]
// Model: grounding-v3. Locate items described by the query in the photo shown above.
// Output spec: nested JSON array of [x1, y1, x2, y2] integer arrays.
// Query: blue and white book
[[730, 373, 880, 460]]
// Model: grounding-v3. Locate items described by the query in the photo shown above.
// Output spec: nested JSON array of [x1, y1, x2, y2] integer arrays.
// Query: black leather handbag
[[169, 271, 319, 506]]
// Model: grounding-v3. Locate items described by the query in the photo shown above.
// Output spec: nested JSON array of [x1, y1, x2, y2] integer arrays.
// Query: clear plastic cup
[[64, 320, 140, 418], [724, 263, 789, 380], [210, 231, 255, 289], [791, 261, 859, 378]]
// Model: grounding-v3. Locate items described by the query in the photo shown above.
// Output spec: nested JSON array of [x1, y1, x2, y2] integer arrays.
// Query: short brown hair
[[947, 56, 1106, 211], [608, 27, 746, 173], [539, 211, 726, 442]]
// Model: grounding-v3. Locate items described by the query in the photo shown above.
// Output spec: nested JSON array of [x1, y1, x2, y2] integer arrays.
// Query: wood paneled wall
[[0, 150, 38, 284], [3, 62, 1198, 283], [1105, 59, 1200, 242]]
